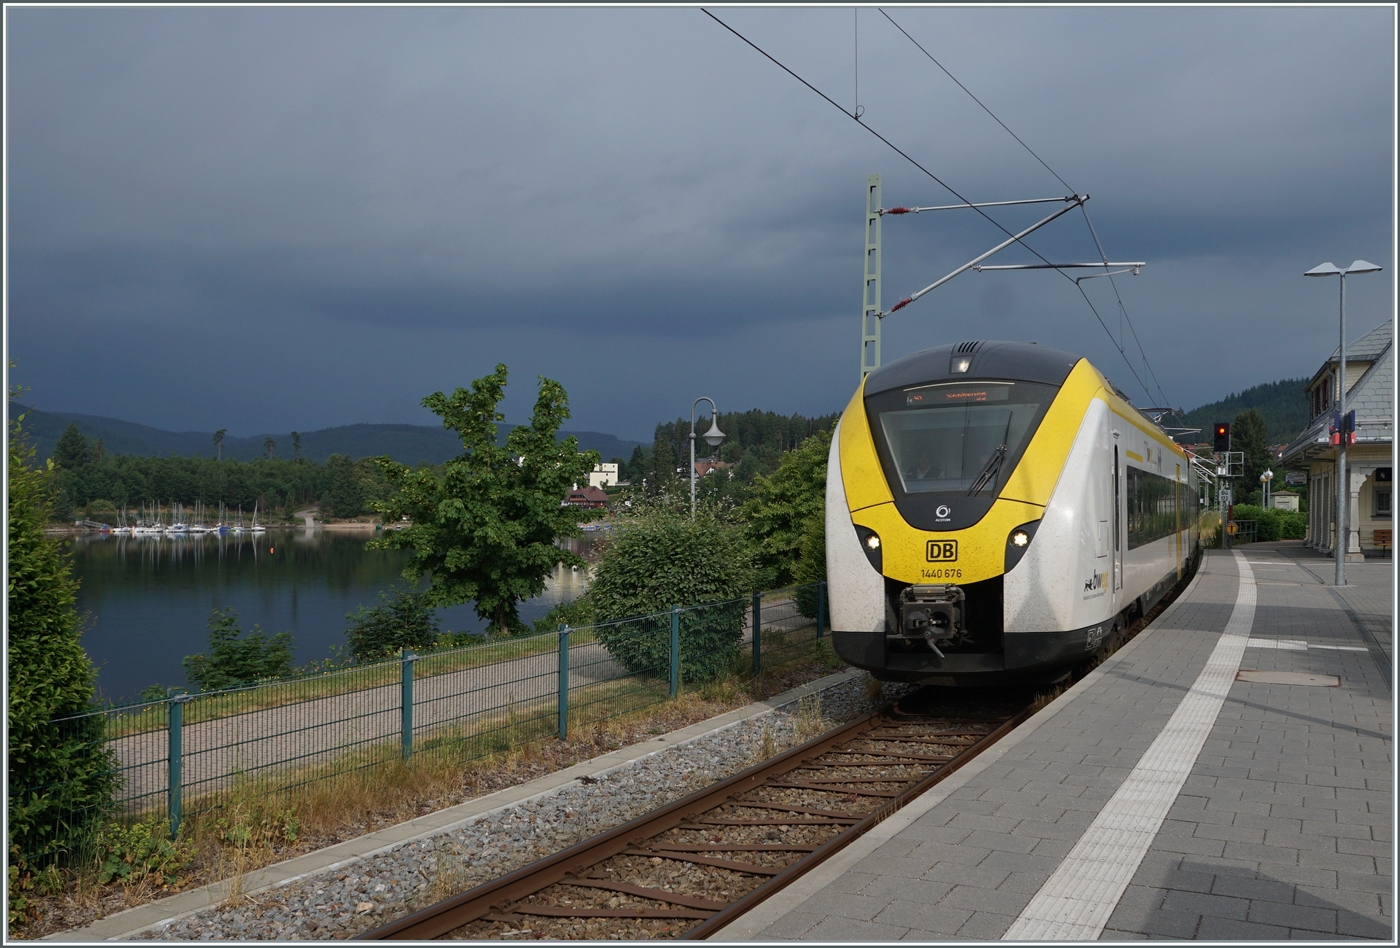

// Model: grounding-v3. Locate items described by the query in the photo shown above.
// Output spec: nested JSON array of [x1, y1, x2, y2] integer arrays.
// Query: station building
[[1280, 317, 1393, 558]]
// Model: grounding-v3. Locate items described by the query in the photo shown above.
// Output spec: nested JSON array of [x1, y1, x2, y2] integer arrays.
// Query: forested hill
[[6, 403, 642, 466], [1176, 378, 1310, 444]]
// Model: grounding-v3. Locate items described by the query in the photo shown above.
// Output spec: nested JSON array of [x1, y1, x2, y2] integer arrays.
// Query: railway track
[[364, 690, 1029, 941]]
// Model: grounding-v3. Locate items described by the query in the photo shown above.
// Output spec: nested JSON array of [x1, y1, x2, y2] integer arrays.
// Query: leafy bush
[[183, 608, 294, 692], [8, 401, 117, 886], [94, 819, 193, 887], [1231, 504, 1304, 542], [588, 501, 758, 683], [741, 429, 830, 595], [1280, 511, 1306, 539], [793, 513, 827, 619], [344, 587, 441, 662], [531, 596, 597, 635]]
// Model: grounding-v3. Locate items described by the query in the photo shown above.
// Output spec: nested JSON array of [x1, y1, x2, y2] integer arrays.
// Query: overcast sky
[[6, 5, 1394, 442]]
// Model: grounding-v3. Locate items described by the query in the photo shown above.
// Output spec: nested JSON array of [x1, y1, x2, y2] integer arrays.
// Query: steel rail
[[362, 702, 1030, 941]]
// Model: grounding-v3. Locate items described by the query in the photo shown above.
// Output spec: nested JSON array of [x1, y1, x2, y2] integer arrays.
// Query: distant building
[[1280, 318, 1392, 558], [693, 459, 732, 478], [563, 485, 609, 509], [1269, 489, 1300, 512], [588, 462, 619, 490]]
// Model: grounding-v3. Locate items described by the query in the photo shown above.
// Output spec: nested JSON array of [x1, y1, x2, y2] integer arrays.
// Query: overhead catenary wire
[[878, 8, 1076, 195], [702, 9, 1071, 277], [701, 8, 1158, 404], [878, 7, 1171, 409]]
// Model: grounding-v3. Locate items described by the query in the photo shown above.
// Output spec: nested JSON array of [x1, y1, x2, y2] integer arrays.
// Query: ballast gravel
[[135, 676, 912, 941]]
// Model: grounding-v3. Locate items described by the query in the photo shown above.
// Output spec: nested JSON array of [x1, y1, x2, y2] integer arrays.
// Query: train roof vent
[[954, 341, 983, 354]]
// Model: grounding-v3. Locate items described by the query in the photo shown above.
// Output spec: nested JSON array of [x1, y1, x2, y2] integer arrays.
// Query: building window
[[1375, 468, 1392, 519]]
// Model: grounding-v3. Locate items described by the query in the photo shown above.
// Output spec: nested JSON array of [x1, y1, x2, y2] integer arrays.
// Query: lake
[[68, 527, 598, 704]]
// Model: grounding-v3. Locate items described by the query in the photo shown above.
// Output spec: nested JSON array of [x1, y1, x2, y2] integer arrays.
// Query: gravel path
[[133, 675, 912, 941]]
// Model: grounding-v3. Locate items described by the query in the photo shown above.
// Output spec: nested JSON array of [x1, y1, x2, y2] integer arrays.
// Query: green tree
[[740, 428, 830, 592], [263, 437, 276, 459], [587, 501, 758, 683], [7, 401, 116, 878], [182, 608, 294, 692], [344, 587, 441, 663], [1233, 408, 1271, 499], [291, 431, 302, 461], [321, 454, 363, 518], [370, 364, 599, 636], [212, 428, 227, 462], [52, 423, 90, 470], [623, 444, 648, 484]]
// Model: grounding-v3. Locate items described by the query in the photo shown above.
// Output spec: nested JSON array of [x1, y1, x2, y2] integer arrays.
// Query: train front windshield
[[869, 380, 1058, 497]]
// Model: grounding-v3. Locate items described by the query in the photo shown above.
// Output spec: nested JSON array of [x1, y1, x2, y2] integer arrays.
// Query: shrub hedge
[[7, 405, 117, 885], [587, 502, 758, 683]]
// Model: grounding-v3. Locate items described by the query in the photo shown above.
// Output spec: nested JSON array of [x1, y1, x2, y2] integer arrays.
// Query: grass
[[12, 632, 842, 940]]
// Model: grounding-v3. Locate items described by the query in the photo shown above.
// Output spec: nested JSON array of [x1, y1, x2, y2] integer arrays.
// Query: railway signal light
[[1213, 422, 1230, 453]]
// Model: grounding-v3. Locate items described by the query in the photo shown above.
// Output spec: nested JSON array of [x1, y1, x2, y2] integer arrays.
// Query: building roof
[[1306, 319, 1392, 389], [694, 459, 732, 476], [565, 485, 609, 504], [1282, 319, 1393, 465]]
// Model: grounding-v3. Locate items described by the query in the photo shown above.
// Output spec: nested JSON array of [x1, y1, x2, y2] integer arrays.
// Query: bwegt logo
[[926, 540, 958, 562]]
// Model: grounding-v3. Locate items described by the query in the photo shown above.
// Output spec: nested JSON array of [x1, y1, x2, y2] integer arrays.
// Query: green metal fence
[[19, 582, 830, 868]]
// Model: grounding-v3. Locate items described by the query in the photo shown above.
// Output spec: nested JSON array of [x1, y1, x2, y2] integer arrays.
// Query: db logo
[[926, 540, 958, 562]]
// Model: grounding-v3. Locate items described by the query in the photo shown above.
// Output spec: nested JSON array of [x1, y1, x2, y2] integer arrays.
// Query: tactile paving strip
[[1003, 552, 1257, 941]]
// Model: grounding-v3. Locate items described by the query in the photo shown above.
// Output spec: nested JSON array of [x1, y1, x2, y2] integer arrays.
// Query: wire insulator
[[884, 206, 911, 215], [890, 298, 912, 313]]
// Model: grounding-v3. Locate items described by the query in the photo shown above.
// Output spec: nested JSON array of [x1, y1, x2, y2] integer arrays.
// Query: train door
[[1113, 445, 1123, 592], [1175, 463, 1183, 580]]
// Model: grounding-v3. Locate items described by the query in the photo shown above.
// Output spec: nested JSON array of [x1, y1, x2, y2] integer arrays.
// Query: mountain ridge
[[1172, 378, 1311, 445], [6, 403, 642, 467]]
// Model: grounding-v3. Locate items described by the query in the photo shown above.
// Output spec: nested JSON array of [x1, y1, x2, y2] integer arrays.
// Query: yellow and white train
[[827, 340, 1201, 686]]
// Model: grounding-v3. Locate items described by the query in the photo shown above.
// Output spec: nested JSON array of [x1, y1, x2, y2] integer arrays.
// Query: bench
[[1373, 528, 1391, 556]]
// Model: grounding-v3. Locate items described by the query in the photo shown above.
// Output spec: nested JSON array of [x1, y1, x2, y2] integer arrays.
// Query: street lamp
[[689, 397, 725, 519], [1260, 469, 1273, 510], [1305, 259, 1383, 585]]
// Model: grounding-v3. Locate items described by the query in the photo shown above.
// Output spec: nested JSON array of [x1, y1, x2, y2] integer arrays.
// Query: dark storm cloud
[[5, 6, 1393, 438]]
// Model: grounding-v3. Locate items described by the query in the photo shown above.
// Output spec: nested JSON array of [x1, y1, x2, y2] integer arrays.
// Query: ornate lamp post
[[689, 397, 725, 519]]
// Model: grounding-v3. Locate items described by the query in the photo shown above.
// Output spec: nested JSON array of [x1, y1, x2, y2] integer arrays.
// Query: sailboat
[[190, 499, 214, 534], [166, 500, 189, 535], [250, 500, 267, 534]]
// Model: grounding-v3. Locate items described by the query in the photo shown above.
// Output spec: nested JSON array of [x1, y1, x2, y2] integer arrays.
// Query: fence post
[[167, 695, 189, 838], [752, 592, 762, 676], [558, 625, 570, 740], [669, 605, 681, 698], [401, 650, 416, 760], [817, 581, 826, 640]]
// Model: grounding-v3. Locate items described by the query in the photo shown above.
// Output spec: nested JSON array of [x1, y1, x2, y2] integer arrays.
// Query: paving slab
[[715, 544, 1392, 941]]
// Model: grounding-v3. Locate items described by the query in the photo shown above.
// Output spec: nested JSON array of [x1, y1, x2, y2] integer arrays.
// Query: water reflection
[[69, 528, 600, 704]]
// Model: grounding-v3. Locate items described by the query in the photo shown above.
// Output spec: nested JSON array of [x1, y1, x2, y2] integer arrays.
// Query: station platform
[[715, 543, 1393, 941]]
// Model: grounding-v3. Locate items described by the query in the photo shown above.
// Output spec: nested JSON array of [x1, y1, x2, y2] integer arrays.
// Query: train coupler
[[897, 584, 967, 657]]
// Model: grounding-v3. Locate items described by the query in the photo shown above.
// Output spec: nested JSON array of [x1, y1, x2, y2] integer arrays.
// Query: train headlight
[[854, 526, 883, 573], [1004, 521, 1041, 573], [951, 356, 973, 374]]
